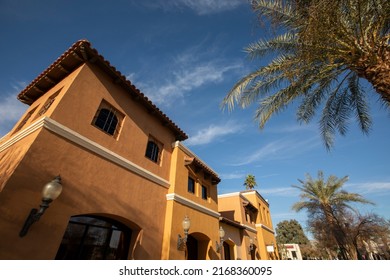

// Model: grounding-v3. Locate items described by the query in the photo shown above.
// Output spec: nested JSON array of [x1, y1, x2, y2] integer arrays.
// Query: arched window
[[145, 140, 160, 162], [55, 215, 132, 260], [94, 108, 118, 135]]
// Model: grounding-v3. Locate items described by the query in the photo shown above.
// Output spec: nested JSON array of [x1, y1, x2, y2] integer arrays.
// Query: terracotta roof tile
[[17, 39, 188, 141]]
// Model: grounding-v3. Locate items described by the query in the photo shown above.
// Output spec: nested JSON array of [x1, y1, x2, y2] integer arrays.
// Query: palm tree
[[244, 174, 258, 190], [222, 0, 390, 149], [292, 171, 373, 259]]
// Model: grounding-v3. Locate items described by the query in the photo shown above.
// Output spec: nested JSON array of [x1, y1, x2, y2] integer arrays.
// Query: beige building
[[280, 244, 303, 260], [218, 191, 279, 260], [0, 40, 277, 260]]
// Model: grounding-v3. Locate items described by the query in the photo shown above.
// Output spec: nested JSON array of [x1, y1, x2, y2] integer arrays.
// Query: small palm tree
[[222, 0, 390, 149], [244, 174, 258, 190], [292, 170, 374, 259]]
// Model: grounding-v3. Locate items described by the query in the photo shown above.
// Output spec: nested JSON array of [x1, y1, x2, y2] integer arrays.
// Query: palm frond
[[245, 33, 297, 59], [223, 0, 389, 149], [255, 83, 302, 128], [222, 54, 295, 110], [251, 0, 297, 29], [348, 73, 372, 134]]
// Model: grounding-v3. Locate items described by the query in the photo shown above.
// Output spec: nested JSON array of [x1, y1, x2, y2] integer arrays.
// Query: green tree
[[222, 0, 390, 149], [275, 219, 310, 245], [275, 219, 312, 259], [244, 174, 257, 190], [292, 171, 374, 259]]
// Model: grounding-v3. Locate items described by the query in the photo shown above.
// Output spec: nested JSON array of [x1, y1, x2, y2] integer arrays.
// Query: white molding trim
[[0, 117, 170, 188], [218, 192, 248, 201], [241, 224, 258, 233], [166, 193, 220, 218], [256, 223, 275, 234], [0, 117, 46, 153]]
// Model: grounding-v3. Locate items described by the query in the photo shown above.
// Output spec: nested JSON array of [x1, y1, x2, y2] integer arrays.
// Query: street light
[[177, 216, 191, 250], [216, 226, 225, 253], [19, 176, 63, 237]]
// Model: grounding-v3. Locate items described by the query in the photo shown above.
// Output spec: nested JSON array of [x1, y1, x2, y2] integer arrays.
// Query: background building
[[279, 244, 303, 260], [218, 191, 279, 260]]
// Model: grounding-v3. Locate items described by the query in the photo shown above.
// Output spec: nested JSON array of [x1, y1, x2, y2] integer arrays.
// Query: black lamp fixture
[[19, 175, 63, 237], [216, 226, 225, 253], [248, 238, 254, 253], [177, 215, 190, 250]]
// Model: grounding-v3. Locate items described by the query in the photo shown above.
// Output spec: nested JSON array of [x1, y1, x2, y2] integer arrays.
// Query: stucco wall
[[49, 63, 175, 180], [0, 127, 169, 259]]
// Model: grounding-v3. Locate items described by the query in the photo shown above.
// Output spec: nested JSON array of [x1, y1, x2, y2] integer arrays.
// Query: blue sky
[[1, 0, 389, 234]]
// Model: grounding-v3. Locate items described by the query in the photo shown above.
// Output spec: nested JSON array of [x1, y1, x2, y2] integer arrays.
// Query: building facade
[[218, 191, 279, 260], [0, 40, 277, 260], [280, 244, 303, 260]]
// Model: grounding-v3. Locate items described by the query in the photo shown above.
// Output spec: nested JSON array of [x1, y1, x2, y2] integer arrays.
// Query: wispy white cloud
[[147, 0, 245, 15], [260, 187, 299, 197], [126, 36, 243, 107], [219, 172, 246, 180], [0, 82, 28, 125], [230, 137, 320, 166], [271, 211, 301, 219], [185, 121, 244, 146], [137, 60, 241, 107], [175, 0, 245, 15], [346, 182, 390, 196], [258, 173, 280, 179], [267, 123, 317, 134], [0, 84, 28, 136]]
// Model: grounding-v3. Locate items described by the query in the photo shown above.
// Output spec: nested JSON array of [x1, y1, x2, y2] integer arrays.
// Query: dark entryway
[[187, 235, 198, 260], [55, 215, 132, 260]]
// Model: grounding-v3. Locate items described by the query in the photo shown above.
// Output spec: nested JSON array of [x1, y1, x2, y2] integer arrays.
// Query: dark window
[[55, 215, 132, 260], [201, 185, 207, 200], [37, 90, 60, 117], [14, 107, 37, 133], [145, 140, 160, 163], [94, 108, 118, 135], [188, 177, 195, 194]]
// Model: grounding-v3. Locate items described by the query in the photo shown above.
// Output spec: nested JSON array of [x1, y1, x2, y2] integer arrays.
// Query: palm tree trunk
[[323, 205, 352, 259], [358, 46, 390, 105]]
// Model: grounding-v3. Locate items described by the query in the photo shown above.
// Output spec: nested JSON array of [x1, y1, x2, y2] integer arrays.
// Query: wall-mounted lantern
[[216, 226, 225, 253], [248, 238, 254, 253], [177, 215, 191, 250], [19, 176, 63, 237]]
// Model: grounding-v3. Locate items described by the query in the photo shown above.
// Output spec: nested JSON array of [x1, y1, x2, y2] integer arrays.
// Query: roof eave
[[17, 40, 187, 141]]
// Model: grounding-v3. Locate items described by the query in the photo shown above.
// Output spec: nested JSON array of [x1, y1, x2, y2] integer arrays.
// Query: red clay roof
[[17, 39, 188, 141]]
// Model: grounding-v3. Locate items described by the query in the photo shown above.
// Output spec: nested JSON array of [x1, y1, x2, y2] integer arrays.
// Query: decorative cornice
[[241, 190, 270, 206], [0, 117, 46, 153], [0, 117, 170, 188], [166, 193, 220, 218], [218, 192, 250, 202], [173, 141, 220, 181], [256, 223, 275, 234], [241, 224, 258, 233]]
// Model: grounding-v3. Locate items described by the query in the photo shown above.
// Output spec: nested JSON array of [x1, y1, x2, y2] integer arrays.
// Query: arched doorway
[[186, 232, 210, 260], [55, 215, 132, 260]]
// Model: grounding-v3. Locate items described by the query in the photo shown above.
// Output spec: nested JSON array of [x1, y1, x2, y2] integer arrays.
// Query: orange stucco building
[[0, 40, 277, 260], [218, 191, 279, 260]]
